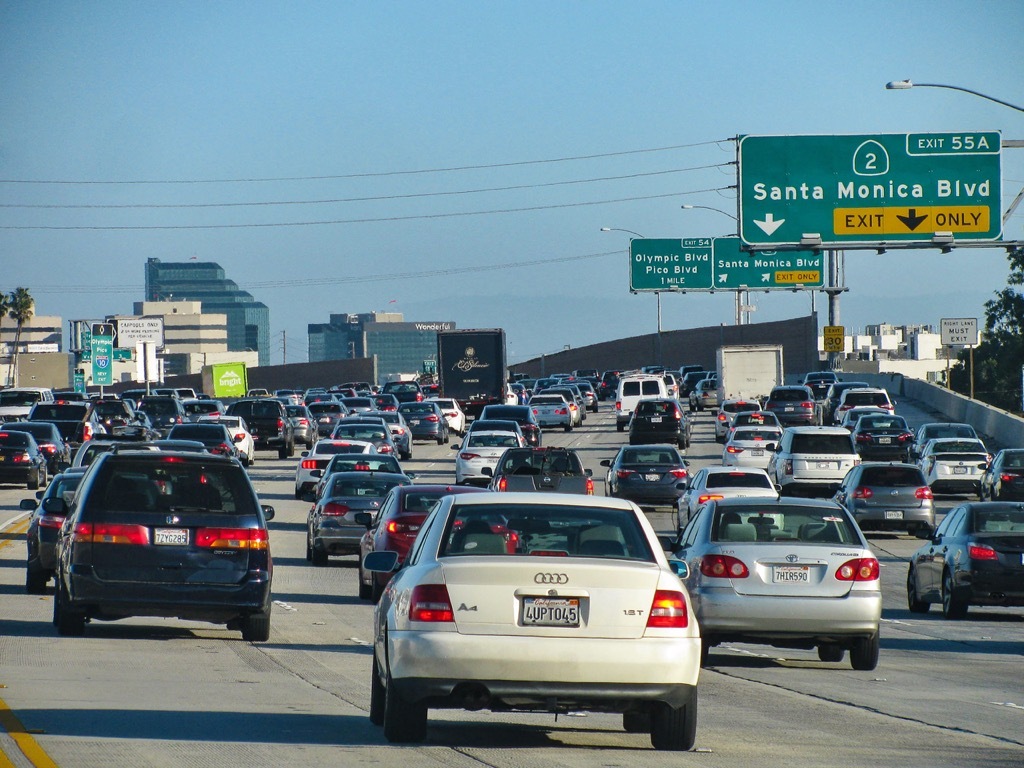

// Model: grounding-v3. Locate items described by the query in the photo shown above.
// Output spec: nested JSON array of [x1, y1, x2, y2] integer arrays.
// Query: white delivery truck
[[716, 345, 784, 405]]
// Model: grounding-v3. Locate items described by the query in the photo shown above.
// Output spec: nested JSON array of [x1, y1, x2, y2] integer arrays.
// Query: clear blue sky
[[2, 1, 1022, 364]]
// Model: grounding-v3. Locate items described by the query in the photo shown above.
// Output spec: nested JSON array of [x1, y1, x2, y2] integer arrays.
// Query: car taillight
[[459, 452, 480, 460], [726, 446, 744, 454], [321, 502, 350, 517], [1000, 473, 1017, 482], [856, 434, 873, 443], [277, 418, 285, 430], [616, 469, 636, 479], [12, 451, 31, 464], [175, 416, 183, 424], [386, 520, 420, 534], [585, 477, 594, 495], [38, 513, 66, 529], [38, 443, 56, 454], [409, 584, 454, 622], [195, 527, 269, 550], [496, 476, 508, 491], [915, 487, 933, 500], [214, 442, 232, 455], [300, 459, 320, 470], [73, 522, 150, 545], [415, 393, 424, 402], [701, 554, 749, 578], [83, 423, 94, 441], [298, 418, 309, 426], [835, 558, 879, 581], [968, 544, 998, 561], [851, 486, 873, 499], [783, 459, 793, 475], [898, 432, 914, 442], [697, 493, 724, 504], [447, 411, 457, 418], [615, 400, 622, 411], [800, 401, 814, 409], [717, 413, 727, 422], [424, 415, 439, 423], [646, 590, 688, 628], [668, 469, 688, 478], [234, 433, 246, 441]]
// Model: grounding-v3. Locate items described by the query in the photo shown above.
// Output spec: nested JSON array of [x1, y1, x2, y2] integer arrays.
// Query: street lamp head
[[600, 227, 611, 231], [886, 80, 913, 90]]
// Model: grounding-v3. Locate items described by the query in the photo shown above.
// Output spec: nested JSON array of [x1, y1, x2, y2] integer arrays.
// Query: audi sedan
[[363, 492, 700, 749], [671, 497, 881, 670], [907, 502, 1024, 618]]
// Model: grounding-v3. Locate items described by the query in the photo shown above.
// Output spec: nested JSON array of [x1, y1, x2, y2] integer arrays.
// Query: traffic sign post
[[90, 323, 114, 388], [823, 325, 845, 353], [738, 132, 1002, 247], [940, 317, 979, 346]]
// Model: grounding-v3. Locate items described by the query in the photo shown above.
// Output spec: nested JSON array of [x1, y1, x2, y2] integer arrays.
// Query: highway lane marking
[[0, 515, 30, 552], [0, 695, 58, 768]]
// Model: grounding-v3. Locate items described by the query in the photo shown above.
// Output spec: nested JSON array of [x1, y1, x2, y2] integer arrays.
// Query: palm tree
[[0, 291, 10, 384], [7, 287, 34, 387]]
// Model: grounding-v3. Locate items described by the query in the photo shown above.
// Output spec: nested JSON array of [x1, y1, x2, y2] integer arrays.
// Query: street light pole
[[886, 80, 1024, 112]]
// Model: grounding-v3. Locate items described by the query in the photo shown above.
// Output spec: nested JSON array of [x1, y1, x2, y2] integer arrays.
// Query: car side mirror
[[261, 504, 275, 521], [363, 550, 399, 573], [20, 498, 37, 510], [765, 443, 776, 452], [774, 483, 782, 493], [667, 559, 689, 579], [600, 459, 611, 467], [310, 469, 322, 478], [481, 466, 493, 477], [914, 525, 933, 540], [683, 459, 691, 467], [57, 460, 71, 471], [302, 491, 317, 503], [676, 482, 689, 491], [405, 471, 416, 479], [450, 444, 460, 451], [353, 511, 373, 528], [584, 468, 593, 477], [658, 534, 677, 551], [978, 463, 989, 470]]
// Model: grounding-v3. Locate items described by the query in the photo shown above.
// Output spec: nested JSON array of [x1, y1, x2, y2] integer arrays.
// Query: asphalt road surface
[[0, 397, 1021, 767]]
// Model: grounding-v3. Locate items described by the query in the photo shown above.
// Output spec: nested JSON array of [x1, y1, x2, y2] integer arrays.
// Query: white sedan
[[451, 430, 523, 485], [294, 438, 377, 499], [198, 414, 255, 467], [722, 425, 783, 469], [363, 492, 700, 749], [428, 397, 466, 436], [678, 466, 780, 522]]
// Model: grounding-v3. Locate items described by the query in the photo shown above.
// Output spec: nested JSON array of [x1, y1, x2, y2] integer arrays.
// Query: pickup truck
[[484, 447, 594, 494]]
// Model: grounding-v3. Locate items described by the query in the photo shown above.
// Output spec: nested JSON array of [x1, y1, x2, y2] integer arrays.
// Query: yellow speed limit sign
[[823, 325, 845, 353]]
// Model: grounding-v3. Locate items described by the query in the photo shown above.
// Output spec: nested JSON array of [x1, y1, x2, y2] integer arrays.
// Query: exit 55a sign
[[738, 132, 1002, 247]]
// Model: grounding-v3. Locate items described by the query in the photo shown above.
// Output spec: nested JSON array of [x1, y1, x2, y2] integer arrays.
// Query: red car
[[355, 484, 488, 601]]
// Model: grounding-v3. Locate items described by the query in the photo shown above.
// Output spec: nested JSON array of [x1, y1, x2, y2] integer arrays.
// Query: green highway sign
[[738, 132, 1002, 247], [712, 238, 824, 289], [629, 238, 712, 291], [629, 237, 823, 291], [90, 323, 115, 387]]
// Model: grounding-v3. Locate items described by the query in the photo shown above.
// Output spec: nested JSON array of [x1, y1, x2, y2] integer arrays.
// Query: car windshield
[[84, 457, 256, 516], [971, 508, 1024, 534], [440, 502, 654, 560], [620, 448, 683, 465], [713, 504, 861, 544]]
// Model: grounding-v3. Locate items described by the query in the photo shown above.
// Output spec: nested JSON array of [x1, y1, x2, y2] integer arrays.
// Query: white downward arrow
[[753, 213, 785, 235], [718, 273, 728, 283]]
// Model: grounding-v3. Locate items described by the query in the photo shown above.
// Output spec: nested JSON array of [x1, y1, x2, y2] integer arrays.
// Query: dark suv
[[51, 451, 275, 640], [629, 398, 691, 448], [381, 381, 424, 404], [226, 399, 295, 458], [138, 396, 187, 438]]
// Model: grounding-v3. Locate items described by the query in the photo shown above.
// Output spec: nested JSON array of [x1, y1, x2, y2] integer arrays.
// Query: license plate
[[784, 406, 795, 412], [953, 466, 968, 475], [650, 416, 662, 423], [878, 437, 892, 444], [773, 566, 809, 583], [751, 449, 764, 456], [522, 597, 580, 627], [645, 473, 661, 481], [319, 416, 331, 423], [154, 528, 188, 546], [885, 510, 904, 519], [816, 461, 832, 469], [409, 419, 420, 426]]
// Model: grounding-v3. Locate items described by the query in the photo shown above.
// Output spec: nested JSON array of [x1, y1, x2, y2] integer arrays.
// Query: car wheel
[[369, 655, 386, 726], [402, 450, 412, 460], [26, 559, 49, 595], [358, 565, 372, 601], [941, 570, 968, 619], [240, 608, 271, 642], [565, 424, 573, 432], [305, 535, 313, 561], [907, 569, 930, 613], [28, 468, 41, 491], [383, 670, 427, 742], [371, 577, 384, 603], [241, 454, 250, 467], [649, 694, 697, 751], [817, 644, 845, 663], [295, 487, 304, 500], [436, 434, 445, 445], [623, 711, 650, 733], [311, 543, 328, 567], [616, 423, 624, 432], [278, 445, 289, 460], [850, 632, 880, 671], [53, 580, 85, 637]]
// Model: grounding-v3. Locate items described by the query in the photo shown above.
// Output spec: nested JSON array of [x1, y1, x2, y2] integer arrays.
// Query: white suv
[[615, 375, 668, 432], [832, 388, 894, 425], [767, 426, 860, 497]]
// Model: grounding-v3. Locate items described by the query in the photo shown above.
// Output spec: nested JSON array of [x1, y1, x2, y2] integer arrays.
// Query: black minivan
[[51, 451, 275, 640]]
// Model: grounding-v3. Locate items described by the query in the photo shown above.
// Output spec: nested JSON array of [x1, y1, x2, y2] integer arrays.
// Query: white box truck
[[716, 345, 784, 405]]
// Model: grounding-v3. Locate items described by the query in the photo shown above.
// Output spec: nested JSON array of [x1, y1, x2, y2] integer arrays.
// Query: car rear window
[[790, 434, 855, 454], [844, 391, 890, 407], [705, 472, 774, 490], [724, 401, 761, 414], [83, 457, 256, 517], [971, 508, 1024, 533], [621, 448, 683, 464], [497, 450, 583, 475], [30, 404, 88, 420], [732, 428, 781, 442], [402, 491, 449, 513], [641, 380, 663, 395], [932, 440, 986, 454], [0, 431, 31, 447], [637, 400, 677, 416], [0, 391, 44, 407], [308, 403, 344, 415], [327, 477, 405, 497], [860, 467, 926, 486], [770, 389, 810, 402], [325, 456, 401, 473], [1000, 452, 1024, 469], [400, 404, 433, 415], [530, 396, 565, 405], [923, 425, 976, 440], [713, 505, 860, 544], [440, 502, 653, 560], [333, 426, 387, 441], [467, 433, 520, 448], [621, 381, 641, 397], [858, 416, 907, 430]]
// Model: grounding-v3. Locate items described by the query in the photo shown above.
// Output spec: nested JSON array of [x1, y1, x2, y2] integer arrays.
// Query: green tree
[[950, 246, 1024, 412], [0, 291, 10, 383], [7, 287, 34, 387]]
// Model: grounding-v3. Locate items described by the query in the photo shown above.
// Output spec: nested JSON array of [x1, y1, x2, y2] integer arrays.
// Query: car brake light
[[386, 520, 420, 534], [1000, 473, 1015, 482], [585, 477, 594, 495], [915, 487, 933, 500], [409, 584, 454, 622], [12, 451, 31, 464], [424, 415, 439, 423], [321, 502, 350, 516], [801, 401, 814, 409], [898, 432, 914, 442], [851, 486, 873, 499], [73, 522, 150, 545], [968, 544, 998, 561], [646, 590, 688, 628], [616, 469, 636, 479], [835, 558, 879, 581], [38, 513, 67, 529], [717, 413, 727, 422], [83, 422, 94, 441], [855, 434, 873, 443], [460, 452, 480, 460], [701, 554, 749, 578], [496, 476, 508, 492], [378, 444, 393, 453], [300, 459, 320, 470], [195, 527, 269, 550], [277, 418, 284, 430], [697, 493, 724, 504], [668, 469, 688, 478], [234, 433, 246, 441], [783, 459, 793, 475], [555, 408, 567, 415], [615, 400, 622, 411], [725, 446, 744, 454]]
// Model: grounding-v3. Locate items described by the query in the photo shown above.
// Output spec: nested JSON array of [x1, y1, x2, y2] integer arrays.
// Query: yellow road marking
[[0, 519, 30, 552], [0, 696, 58, 768]]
